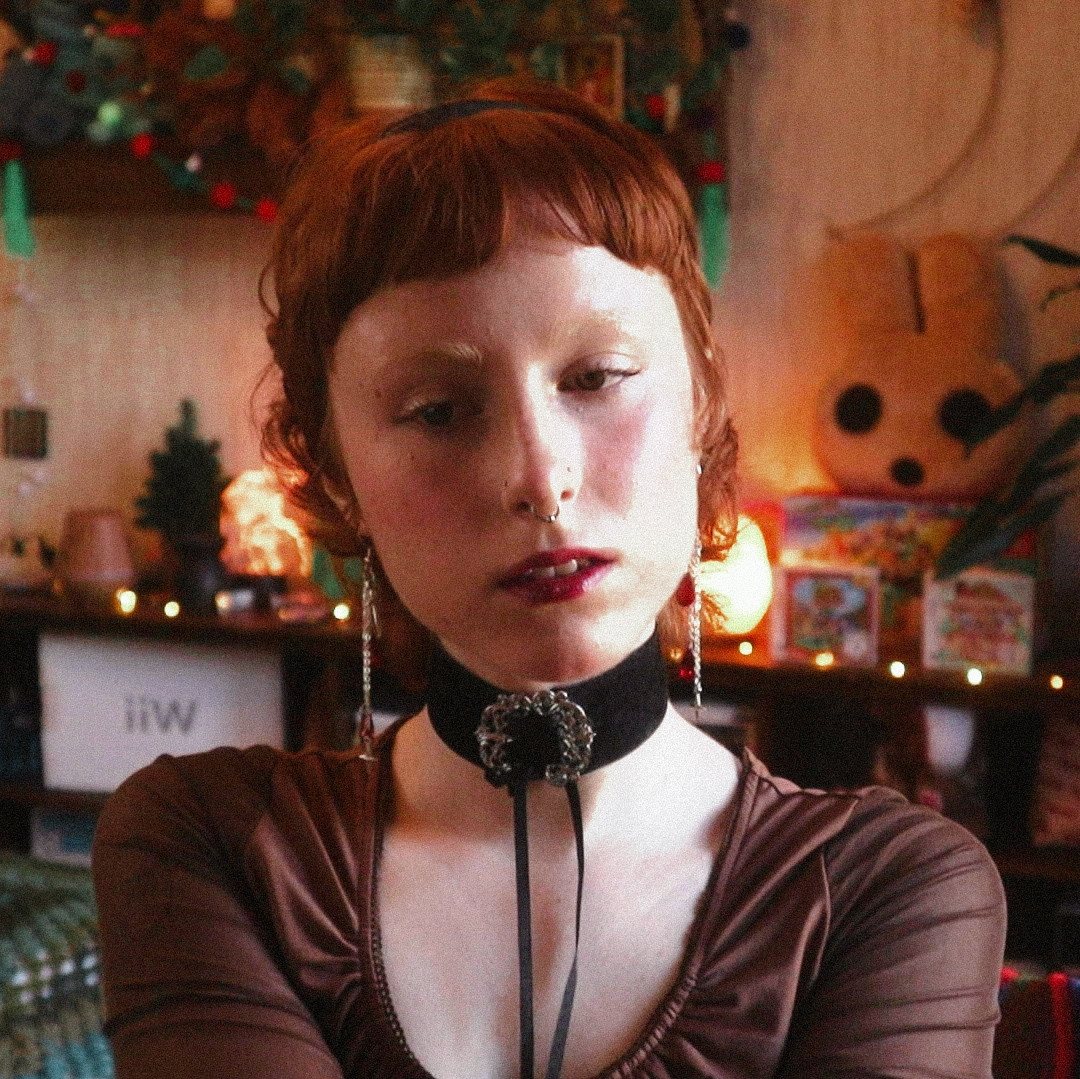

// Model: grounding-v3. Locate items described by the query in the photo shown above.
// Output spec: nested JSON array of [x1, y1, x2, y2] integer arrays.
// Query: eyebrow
[[395, 342, 486, 369]]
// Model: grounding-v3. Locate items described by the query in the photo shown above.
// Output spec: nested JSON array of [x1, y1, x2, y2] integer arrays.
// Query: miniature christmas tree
[[135, 400, 230, 548]]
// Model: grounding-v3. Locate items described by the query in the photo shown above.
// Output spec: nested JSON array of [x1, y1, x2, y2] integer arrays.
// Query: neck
[[390, 701, 685, 844]]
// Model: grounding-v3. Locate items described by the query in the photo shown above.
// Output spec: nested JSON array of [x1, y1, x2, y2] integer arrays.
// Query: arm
[[92, 753, 346, 1079], [775, 803, 1006, 1079]]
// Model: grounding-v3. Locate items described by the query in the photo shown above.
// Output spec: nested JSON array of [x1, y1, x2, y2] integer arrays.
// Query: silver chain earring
[[689, 535, 703, 724], [353, 544, 378, 761]]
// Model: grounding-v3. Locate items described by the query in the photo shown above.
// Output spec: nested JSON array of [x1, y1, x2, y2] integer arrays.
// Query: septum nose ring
[[525, 503, 559, 523]]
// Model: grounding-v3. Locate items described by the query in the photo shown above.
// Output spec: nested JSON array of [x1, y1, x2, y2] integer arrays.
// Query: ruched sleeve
[[91, 749, 346, 1079], [774, 796, 1007, 1079]]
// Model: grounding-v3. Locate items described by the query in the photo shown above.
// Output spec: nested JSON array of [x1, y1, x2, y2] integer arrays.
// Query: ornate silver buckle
[[476, 690, 594, 786]]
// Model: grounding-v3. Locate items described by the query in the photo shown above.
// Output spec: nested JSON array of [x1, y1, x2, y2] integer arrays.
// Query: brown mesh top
[[91, 727, 1006, 1079]]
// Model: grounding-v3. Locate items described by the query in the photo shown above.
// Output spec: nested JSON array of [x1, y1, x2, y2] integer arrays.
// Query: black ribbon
[[380, 99, 542, 138], [426, 632, 669, 1079]]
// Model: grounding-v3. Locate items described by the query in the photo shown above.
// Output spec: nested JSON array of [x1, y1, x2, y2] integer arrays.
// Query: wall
[[0, 216, 272, 564], [719, 0, 1080, 648], [2, 0, 1079, 642]]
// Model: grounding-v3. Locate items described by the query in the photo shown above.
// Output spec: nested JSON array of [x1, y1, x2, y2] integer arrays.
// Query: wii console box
[[39, 633, 283, 793]]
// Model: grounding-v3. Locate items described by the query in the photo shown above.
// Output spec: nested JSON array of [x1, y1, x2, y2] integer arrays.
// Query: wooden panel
[[0, 215, 272, 564], [720, 0, 1080, 648]]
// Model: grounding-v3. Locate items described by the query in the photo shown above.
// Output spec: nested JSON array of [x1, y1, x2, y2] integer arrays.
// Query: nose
[[499, 394, 581, 522], [890, 456, 925, 488]]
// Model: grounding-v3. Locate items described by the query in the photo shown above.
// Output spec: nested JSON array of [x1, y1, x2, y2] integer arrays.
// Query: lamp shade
[[699, 515, 774, 636]]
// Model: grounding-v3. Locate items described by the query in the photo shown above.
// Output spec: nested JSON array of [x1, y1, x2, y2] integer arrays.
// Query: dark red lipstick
[[498, 548, 614, 605]]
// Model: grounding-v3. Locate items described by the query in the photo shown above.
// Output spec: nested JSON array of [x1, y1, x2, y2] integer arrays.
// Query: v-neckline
[[363, 718, 758, 1079]]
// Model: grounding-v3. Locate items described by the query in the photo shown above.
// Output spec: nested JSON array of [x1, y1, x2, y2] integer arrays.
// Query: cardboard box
[[30, 808, 97, 868], [781, 495, 1037, 660], [39, 633, 282, 792], [922, 568, 1035, 676], [771, 563, 880, 666]]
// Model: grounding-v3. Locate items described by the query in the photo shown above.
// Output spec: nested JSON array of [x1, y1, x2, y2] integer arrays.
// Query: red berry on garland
[[644, 93, 665, 122], [210, 181, 238, 210], [698, 161, 726, 184], [64, 70, 87, 94], [30, 41, 59, 66], [675, 573, 695, 607], [676, 654, 695, 681], [130, 133, 154, 159], [254, 197, 278, 224], [105, 20, 145, 39], [0, 138, 24, 164]]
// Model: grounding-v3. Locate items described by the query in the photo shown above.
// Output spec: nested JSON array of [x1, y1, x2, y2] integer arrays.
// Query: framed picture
[[561, 35, 624, 121], [922, 567, 1035, 676], [771, 563, 880, 666]]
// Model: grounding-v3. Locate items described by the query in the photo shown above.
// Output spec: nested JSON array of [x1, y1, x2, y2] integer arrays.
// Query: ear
[[916, 232, 1000, 358], [322, 476, 367, 536], [818, 230, 919, 339]]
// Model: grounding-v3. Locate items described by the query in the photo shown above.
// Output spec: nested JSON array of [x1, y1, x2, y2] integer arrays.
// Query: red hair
[[260, 76, 737, 656]]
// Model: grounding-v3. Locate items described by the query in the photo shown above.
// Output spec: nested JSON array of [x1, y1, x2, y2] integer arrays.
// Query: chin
[[489, 617, 656, 690]]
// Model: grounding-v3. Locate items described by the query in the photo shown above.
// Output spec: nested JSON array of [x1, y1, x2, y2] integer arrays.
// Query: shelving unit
[[2, 591, 1079, 957]]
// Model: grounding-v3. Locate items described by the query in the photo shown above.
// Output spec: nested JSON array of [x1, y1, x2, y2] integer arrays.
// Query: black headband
[[379, 98, 545, 138]]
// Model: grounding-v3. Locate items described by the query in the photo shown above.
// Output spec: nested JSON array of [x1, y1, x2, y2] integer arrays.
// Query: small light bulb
[[738, 640, 754, 656], [215, 592, 232, 613], [1050, 675, 1065, 690], [889, 661, 906, 679], [333, 602, 351, 622], [116, 589, 137, 614], [814, 651, 835, 668], [164, 600, 180, 618], [966, 667, 983, 686]]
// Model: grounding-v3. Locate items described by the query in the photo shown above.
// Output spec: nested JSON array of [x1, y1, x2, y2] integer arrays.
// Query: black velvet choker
[[424, 631, 670, 1079], [426, 629, 670, 787]]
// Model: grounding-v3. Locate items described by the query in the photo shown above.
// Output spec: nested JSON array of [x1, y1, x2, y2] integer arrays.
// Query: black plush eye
[[938, 389, 992, 443], [834, 384, 882, 434]]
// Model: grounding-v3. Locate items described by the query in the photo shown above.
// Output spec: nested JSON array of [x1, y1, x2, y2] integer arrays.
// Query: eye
[[834, 384, 882, 434], [399, 400, 459, 428], [938, 389, 992, 443], [563, 366, 634, 393]]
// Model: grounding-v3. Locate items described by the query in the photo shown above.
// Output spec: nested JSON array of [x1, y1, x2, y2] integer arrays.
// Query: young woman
[[92, 78, 1006, 1079]]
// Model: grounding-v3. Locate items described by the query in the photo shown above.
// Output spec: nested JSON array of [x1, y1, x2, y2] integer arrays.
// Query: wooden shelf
[[25, 139, 282, 216], [0, 781, 109, 815], [991, 845, 1080, 885], [0, 589, 365, 656], [697, 640, 1080, 714]]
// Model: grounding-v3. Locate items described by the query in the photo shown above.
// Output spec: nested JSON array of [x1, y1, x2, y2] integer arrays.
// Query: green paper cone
[[698, 179, 728, 290], [2, 160, 35, 259]]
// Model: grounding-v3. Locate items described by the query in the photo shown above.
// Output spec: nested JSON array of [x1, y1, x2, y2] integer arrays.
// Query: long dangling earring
[[353, 544, 378, 761], [689, 534, 703, 725]]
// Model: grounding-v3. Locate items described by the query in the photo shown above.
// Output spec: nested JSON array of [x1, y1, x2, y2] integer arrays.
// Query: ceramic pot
[[57, 509, 135, 604]]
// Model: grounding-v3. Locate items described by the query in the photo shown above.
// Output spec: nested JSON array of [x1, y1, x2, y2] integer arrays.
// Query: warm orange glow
[[1050, 675, 1064, 690], [738, 640, 754, 656], [814, 651, 835, 668], [698, 515, 774, 636], [220, 468, 312, 577]]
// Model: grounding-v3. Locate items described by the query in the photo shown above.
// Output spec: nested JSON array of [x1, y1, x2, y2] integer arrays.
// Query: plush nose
[[890, 457, 925, 488]]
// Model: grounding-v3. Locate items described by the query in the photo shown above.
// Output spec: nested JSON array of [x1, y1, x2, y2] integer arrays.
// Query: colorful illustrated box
[[771, 563, 880, 666], [782, 495, 971, 576], [781, 495, 1036, 658], [922, 567, 1035, 676]]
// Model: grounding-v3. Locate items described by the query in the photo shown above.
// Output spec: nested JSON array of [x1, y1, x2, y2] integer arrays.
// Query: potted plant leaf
[[934, 236, 1080, 579], [135, 399, 231, 614]]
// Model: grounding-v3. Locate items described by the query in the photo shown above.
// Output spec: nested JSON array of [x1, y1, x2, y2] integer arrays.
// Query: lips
[[498, 548, 614, 604]]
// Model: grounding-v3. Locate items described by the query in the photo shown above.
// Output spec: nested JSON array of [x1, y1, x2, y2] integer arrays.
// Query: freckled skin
[[329, 235, 700, 690]]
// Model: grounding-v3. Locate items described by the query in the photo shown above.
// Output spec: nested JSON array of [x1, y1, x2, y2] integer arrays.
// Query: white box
[[39, 633, 283, 792], [31, 808, 97, 867]]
